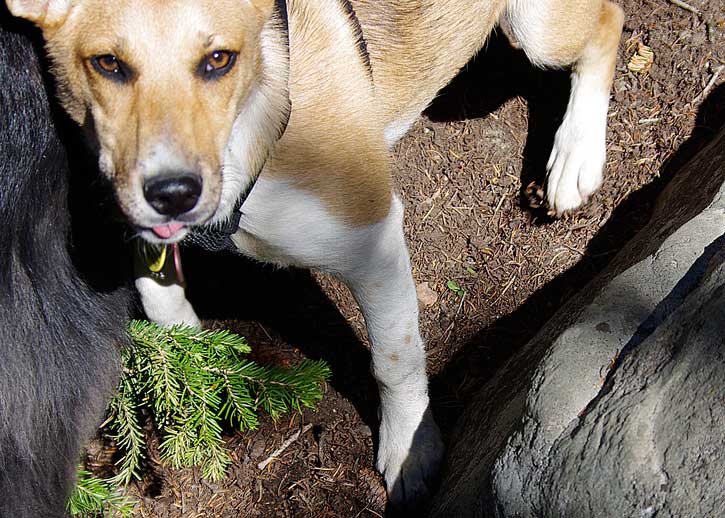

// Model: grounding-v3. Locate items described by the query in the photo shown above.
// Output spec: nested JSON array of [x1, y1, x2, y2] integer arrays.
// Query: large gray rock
[[535, 245, 725, 517], [429, 129, 725, 518]]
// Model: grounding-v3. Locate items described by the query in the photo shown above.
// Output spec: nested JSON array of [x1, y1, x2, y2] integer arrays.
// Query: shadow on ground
[[427, 81, 724, 515], [183, 253, 380, 427], [425, 31, 570, 209], [159, 32, 723, 517]]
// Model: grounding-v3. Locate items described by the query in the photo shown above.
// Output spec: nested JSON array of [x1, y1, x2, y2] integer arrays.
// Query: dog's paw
[[545, 94, 608, 215], [377, 406, 443, 508], [545, 125, 605, 215]]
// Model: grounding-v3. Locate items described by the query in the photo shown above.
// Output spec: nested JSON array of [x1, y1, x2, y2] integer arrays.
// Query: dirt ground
[[98, 1, 724, 516]]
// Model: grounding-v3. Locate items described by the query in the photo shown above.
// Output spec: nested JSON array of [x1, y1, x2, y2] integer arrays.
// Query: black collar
[[181, 181, 250, 253]]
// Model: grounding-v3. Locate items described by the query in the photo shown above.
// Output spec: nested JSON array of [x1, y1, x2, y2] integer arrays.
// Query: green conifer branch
[[69, 320, 330, 516], [108, 375, 146, 486], [67, 470, 135, 517]]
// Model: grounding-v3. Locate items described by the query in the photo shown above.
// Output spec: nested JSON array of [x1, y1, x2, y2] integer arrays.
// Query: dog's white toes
[[377, 407, 443, 508], [545, 122, 606, 216]]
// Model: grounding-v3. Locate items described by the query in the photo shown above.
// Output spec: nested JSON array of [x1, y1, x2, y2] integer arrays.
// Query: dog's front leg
[[134, 244, 201, 328], [135, 277, 201, 327], [507, 0, 624, 214], [341, 197, 443, 507]]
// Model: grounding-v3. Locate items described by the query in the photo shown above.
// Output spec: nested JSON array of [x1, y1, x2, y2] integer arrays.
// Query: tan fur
[[266, 0, 509, 224], [354, 0, 508, 128], [9, 0, 277, 228], [578, 1, 626, 89], [8, 0, 622, 227], [266, 0, 393, 225], [6, 0, 624, 503], [506, 0, 624, 72]]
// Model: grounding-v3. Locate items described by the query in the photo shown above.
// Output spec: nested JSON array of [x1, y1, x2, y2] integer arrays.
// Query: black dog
[[0, 13, 129, 518]]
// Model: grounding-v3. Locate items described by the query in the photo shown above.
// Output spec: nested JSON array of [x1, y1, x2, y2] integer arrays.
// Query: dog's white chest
[[231, 176, 364, 271]]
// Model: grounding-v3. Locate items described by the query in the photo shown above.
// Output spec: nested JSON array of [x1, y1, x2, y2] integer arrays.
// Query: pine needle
[[67, 470, 135, 517]]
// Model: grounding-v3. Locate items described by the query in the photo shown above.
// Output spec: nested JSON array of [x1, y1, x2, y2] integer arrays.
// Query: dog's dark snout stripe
[[143, 173, 202, 217]]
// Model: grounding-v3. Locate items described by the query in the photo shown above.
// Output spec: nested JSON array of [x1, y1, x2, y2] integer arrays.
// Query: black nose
[[143, 173, 202, 217]]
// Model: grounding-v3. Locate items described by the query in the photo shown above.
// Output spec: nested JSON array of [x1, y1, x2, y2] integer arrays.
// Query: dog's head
[[8, 0, 289, 243]]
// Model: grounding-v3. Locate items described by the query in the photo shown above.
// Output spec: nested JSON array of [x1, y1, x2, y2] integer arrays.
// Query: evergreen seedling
[[69, 320, 330, 516]]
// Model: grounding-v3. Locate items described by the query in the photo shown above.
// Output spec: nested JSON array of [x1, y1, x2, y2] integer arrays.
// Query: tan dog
[[8, 0, 624, 507]]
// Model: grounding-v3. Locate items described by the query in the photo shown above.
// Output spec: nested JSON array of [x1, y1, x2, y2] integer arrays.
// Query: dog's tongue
[[152, 222, 184, 239]]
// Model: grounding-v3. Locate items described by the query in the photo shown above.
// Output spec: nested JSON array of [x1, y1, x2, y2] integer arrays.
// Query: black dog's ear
[[6, 0, 73, 28]]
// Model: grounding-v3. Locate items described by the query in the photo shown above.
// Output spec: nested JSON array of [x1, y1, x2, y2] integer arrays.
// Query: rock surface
[[429, 129, 725, 517]]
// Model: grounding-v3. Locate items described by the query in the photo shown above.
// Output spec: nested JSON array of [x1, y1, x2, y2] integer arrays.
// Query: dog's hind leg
[[506, 0, 625, 214]]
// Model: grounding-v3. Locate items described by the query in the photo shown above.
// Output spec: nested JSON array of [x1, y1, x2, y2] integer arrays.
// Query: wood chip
[[628, 42, 654, 74], [416, 281, 438, 307]]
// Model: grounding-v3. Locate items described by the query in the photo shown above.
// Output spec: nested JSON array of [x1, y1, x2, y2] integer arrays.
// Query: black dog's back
[[0, 14, 129, 518]]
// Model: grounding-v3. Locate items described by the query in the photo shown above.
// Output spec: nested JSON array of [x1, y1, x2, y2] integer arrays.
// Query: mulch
[[94, 1, 724, 516]]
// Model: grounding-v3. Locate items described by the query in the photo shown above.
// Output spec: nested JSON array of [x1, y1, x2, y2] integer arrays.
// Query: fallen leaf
[[416, 282, 438, 307]]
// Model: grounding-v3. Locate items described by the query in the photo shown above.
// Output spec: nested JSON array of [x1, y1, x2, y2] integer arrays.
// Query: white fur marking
[[344, 196, 443, 505], [215, 15, 290, 226], [231, 181, 442, 502], [140, 141, 190, 176], [135, 277, 201, 327], [384, 117, 416, 148], [546, 72, 609, 214]]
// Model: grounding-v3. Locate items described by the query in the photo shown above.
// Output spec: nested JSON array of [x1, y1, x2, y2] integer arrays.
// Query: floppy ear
[[6, 0, 72, 27]]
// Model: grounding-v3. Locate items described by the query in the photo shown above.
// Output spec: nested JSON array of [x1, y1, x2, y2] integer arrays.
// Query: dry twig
[[694, 65, 724, 104], [668, 0, 700, 14], [258, 424, 313, 471]]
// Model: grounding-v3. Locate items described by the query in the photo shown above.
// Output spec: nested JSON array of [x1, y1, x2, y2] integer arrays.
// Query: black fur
[[0, 13, 129, 518], [339, 0, 373, 81]]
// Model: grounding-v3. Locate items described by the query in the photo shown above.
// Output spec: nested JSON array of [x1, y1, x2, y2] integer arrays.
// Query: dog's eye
[[198, 50, 237, 80], [90, 54, 130, 83]]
